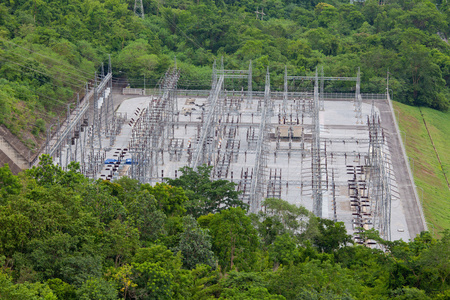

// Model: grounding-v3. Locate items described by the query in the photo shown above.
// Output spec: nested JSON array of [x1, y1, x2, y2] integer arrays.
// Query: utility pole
[[134, 0, 145, 19], [386, 68, 389, 98]]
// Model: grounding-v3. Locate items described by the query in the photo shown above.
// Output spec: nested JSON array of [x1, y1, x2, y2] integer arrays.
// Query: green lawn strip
[[420, 107, 450, 188], [393, 101, 450, 237]]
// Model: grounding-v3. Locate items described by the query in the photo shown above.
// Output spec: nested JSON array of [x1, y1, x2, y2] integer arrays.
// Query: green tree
[[220, 271, 285, 299], [81, 183, 127, 225], [418, 230, 450, 291], [0, 271, 57, 300], [132, 245, 192, 299], [141, 182, 187, 217], [46, 278, 76, 300], [172, 215, 216, 270], [76, 277, 118, 300], [107, 264, 136, 300], [0, 204, 31, 257], [310, 217, 352, 253], [208, 207, 259, 272], [104, 219, 140, 267], [166, 165, 246, 218], [125, 190, 167, 243], [25, 155, 63, 187], [268, 259, 366, 299], [400, 38, 447, 109], [315, 3, 338, 28], [252, 212, 286, 248], [132, 262, 174, 299], [268, 233, 299, 267], [189, 264, 221, 299], [0, 164, 21, 200], [262, 198, 308, 233]]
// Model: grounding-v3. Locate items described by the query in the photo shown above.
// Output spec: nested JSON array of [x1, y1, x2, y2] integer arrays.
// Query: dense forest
[[1, 0, 450, 147], [0, 158, 449, 299]]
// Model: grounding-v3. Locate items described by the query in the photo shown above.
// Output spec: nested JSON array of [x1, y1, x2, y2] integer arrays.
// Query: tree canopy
[[0, 159, 449, 298]]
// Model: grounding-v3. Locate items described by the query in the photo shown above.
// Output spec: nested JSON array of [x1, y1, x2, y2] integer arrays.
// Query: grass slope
[[393, 101, 450, 237]]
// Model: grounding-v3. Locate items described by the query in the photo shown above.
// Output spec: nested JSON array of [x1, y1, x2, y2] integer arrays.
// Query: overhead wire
[[0, 56, 86, 90], [0, 55, 86, 97], [0, 38, 114, 93], [0, 37, 97, 80], [0, 64, 82, 110], [0, 3, 214, 111], [0, 56, 88, 125], [1, 50, 89, 85], [154, 2, 205, 51]]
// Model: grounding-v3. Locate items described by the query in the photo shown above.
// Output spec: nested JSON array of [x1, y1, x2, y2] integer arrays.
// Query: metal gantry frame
[[284, 66, 361, 117], [191, 59, 252, 170], [282, 66, 368, 219], [129, 66, 180, 183], [84, 60, 114, 177], [355, 68, 363, 124], [311, 69, 323, 217], [367, 108, 392, 241], [249, 67, 271, 213], [190, 65, 224, 169], [44, 55, 115, 177], [213, 89, 242, 179], [47, 96, 89, 159]]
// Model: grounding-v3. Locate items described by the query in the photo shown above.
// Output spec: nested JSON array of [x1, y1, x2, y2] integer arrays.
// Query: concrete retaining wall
[[0, 135, 29, 170]]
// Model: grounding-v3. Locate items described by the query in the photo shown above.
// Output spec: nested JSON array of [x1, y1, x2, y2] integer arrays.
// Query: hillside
[[394, 101, 450, 236], [1, 0, 450, 151]]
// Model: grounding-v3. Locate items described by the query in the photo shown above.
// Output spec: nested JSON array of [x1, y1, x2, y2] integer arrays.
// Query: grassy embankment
[[393, 101, 450, 237]]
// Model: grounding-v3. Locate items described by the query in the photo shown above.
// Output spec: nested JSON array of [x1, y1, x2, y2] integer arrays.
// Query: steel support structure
[[355, 68, 362, 123], [285, 66, 361, 116], [190, 71, 224, 169], [246, 61, 253, 108], [191, 60, 252, 170], [129, 66, 180, 183], [84, 62, 113, 178], [249, 68, 271, 213], [134, 0, 144, 18], [48, 101, 89, 158], [311, 69, 323, 217], [367, 111, 392, 241], [44, 57, 113, 176], [320, 66, 325, 111], [283, 66, 288, 117]]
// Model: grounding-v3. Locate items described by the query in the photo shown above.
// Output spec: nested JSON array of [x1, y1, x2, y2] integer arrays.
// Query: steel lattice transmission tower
[[134, 0, 144, 19]]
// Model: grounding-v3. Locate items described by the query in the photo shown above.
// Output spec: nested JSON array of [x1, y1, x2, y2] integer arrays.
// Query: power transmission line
[[154, 2, 204, 50], [1, 51, 88, 85], [0, 37, 96, 79], [0, 56, 86, 90]]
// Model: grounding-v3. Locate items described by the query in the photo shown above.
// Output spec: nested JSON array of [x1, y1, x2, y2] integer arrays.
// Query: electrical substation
[[40, 59, 428, 245]]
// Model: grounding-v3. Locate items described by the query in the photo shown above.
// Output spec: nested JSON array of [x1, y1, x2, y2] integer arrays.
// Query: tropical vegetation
[[0, 158, 449, 299]]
